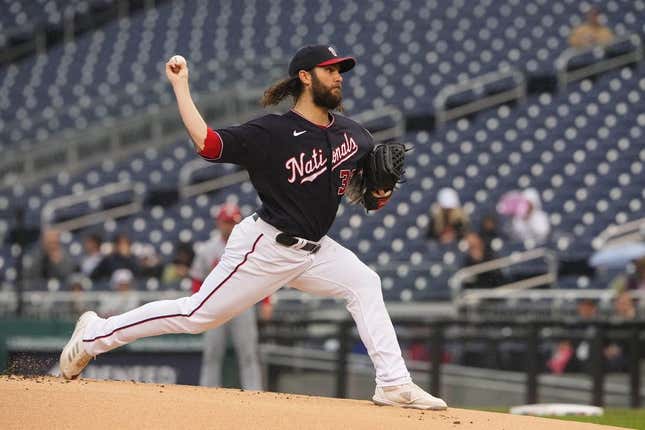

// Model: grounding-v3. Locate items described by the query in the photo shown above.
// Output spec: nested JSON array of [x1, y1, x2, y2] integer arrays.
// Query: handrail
[[456, 273, 555, 304], [450, 247, 550, 289], [2, 289, 644, 317], [592, 216, 645, 250], [352, 105, 405, 142], [459, 288, 623, 303], [40, 181, 144, 231], [449, 247, 558, 305], [556, 33, 642, 89], [179, 169, 250, 200], [178, 158, 215, 197], [0, 76, 270, 190], [434, 67, 525, 126], [22, 290, 186, 302], [0, 0, 159, 65]]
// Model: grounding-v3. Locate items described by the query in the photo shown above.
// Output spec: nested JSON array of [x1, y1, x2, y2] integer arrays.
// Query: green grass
[[544, 409, 645, 429], [481, 408, 645, 429]]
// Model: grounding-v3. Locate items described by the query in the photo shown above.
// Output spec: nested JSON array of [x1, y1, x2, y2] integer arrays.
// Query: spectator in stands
[[547, 298, 598, 374], [67, 273, 92, 317], [603, 291, 637, 372], [24, 228, 77, 284], [136, 244, 163, 279], [461, 231, 503, 288], [479, 213, 500, 247], [547, 340, 575, 375], [98, 269, 139, 318], [426, 187, 469, 244], [79, 233, 103, 277], [610, 257, 645, 292], [161, 242, 195, 284], [498, 188, 550, 246], [613, 291, 637, 320], [576, 298, 598, 319], [568, 7, 614, 49], [90, 233, 140, 280], [545, 298, 632, 373]]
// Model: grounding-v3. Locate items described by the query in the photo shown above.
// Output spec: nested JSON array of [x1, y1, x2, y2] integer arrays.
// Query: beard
[[311, 72, 343, 110]]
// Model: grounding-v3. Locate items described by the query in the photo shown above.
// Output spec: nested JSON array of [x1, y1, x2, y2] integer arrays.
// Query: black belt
[[252, 214, 321, 253], [275, 233, 321, 253]]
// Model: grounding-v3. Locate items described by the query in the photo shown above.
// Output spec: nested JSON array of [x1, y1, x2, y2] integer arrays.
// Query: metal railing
[[40, 181, 145, 231], [1, 282, 643, 407], [449, 248, 557, 305], [556, 33, 642, 89], [1, 83, 266, 190], [458, 289, 645, 322], [179, 167, 250, 200], [434, 68, 526, 126], [592, 217, 645, 250], [0, 0, 159, 65], [0, 281, 451, 319], [260, 318, 645, 407], [352, 105, 405, 143]]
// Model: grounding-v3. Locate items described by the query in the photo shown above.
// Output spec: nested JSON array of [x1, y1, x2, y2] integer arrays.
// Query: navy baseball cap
[[288, 45, 356, 77]]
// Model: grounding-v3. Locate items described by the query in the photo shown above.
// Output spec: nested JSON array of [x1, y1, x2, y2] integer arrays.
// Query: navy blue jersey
[[206, 110, 374, 241]]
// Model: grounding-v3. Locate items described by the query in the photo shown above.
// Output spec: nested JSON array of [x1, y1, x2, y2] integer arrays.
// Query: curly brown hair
[[260, 76, 303, 107]]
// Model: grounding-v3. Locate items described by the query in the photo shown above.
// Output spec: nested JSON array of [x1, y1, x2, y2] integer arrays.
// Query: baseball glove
[[346, 142, 407, 210]]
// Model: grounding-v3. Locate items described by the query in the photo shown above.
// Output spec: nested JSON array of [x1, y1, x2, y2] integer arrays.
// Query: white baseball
[[171, 55, 186, 66]]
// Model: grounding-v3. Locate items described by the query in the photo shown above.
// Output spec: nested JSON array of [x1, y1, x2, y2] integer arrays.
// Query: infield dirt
[[0, 375, 630, 429]]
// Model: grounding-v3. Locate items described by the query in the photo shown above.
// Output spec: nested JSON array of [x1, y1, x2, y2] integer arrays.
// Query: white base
[[510, 403, 604, 416]]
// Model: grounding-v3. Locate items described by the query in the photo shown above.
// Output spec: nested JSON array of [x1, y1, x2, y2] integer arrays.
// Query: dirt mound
[[0, 375, 625, 430]]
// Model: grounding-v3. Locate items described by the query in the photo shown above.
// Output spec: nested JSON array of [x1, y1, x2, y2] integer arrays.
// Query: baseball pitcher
[[60, 45, 447, 410]]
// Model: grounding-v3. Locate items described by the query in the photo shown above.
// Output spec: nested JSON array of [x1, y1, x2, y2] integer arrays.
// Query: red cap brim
[[316, 56, 356, 73]]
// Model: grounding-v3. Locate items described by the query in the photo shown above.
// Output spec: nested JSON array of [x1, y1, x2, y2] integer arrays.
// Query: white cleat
[[373, 383, 448, 410], [59, 311, 98, 380]]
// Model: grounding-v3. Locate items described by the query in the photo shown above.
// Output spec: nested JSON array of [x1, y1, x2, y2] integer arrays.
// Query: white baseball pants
[[82, 215, 412, 387]]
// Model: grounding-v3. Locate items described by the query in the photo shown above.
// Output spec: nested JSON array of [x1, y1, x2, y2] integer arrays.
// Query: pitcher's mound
[[0, 375, 624, 429]]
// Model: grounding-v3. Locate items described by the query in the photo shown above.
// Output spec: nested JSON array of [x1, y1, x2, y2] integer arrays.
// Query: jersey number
[[338, 169, 356, 196]]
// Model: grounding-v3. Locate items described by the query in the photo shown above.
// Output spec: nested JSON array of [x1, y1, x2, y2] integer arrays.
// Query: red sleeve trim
[[198, 128, 223, 160], [191, 278, 203, 293]]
